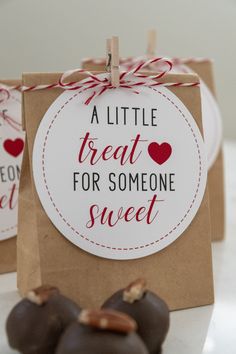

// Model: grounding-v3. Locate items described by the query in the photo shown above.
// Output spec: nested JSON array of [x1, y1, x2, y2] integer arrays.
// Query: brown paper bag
[[187, 61, 225, 241], [17, 71, 214, 310], [0, 79, 23, 274], [82, 59, 225, 242]]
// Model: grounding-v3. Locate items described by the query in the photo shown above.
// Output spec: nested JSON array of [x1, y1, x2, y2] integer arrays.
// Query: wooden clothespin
[[147, 29, 157, 58], [106, 36, 120, 87], [106, 38, 112, 72]]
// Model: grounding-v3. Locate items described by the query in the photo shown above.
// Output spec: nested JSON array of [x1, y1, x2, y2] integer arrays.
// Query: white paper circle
[[172, 64, 222, 169], [0, 88, 24, 241], [33, 76, 207, 260]]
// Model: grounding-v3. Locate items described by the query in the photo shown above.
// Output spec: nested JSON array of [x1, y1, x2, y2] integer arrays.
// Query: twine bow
[[0, 57, 199, 111]]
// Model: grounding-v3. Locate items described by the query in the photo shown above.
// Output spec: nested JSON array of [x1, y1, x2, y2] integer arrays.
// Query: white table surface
[[0, 141, 235, 354]]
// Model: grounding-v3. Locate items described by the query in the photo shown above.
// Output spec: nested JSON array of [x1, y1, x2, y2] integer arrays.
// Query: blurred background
[[0, 0, 235, 138]]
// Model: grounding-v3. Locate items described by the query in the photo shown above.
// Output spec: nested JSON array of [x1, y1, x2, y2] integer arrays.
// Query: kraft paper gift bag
[[0, 80, 24, 274], [82, 58, 225, 241], [186, 60, 224, 241], [17, 68, 214, 310]]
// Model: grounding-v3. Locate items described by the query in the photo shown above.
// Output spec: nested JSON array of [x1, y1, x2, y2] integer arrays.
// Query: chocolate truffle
[[6, 285, 81, 354], [56, 309, 148, 354], [102, 278, 170, 354]]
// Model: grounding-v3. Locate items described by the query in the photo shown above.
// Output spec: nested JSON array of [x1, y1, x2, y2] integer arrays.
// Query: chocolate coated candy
[[102, 278, 170, 354], [6, 285, 81, 354], [56, 309, 148, 354]]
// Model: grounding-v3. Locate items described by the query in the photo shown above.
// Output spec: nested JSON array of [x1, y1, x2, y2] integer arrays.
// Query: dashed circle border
[[39, 87, 204, 252], [0, 225, 17, 240]]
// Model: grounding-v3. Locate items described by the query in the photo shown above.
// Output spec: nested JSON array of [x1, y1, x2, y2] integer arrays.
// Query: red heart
[[148, 142, 172, 165], [3, 138, 24, 158]]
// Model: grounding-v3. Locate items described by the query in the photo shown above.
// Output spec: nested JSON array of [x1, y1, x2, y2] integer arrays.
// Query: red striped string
[[0, 110, 22, 132], [82, 56, 212, 67], [0, 86, 22, 131], [0, 57, 200, 106], [0, 87, 10, 104]]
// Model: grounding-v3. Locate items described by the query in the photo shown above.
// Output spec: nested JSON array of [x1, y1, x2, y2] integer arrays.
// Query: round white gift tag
[[33, 76, 207, 260], [0, 88, 24, 241]]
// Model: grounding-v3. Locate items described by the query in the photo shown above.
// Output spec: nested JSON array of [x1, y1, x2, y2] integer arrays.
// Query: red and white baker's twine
[[0, 110, 22, 132], [82, 55, 212, 68], [0, 84, 22, 131], [0, 57, 199, 106]]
